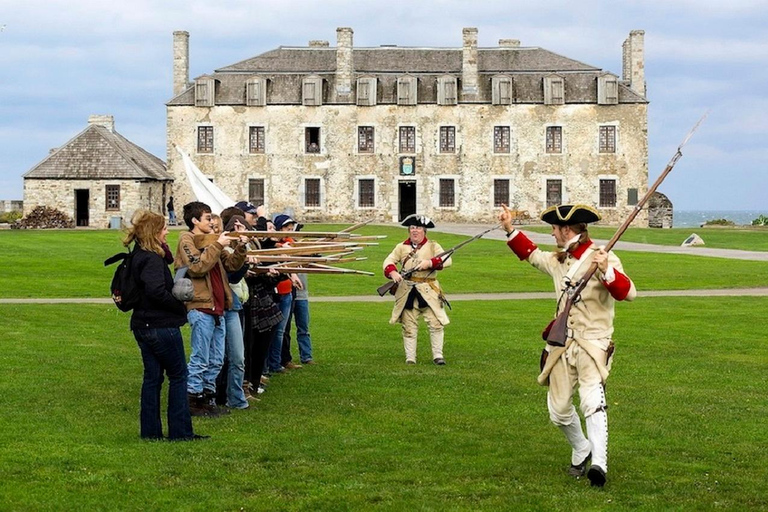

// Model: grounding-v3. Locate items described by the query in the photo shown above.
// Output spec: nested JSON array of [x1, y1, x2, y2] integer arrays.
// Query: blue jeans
[[223, 309, 248, 408], [268, 293, 293, 372], [293, 299, 313, 362], [133, 327, 193, 440], [168, 211, 177, 225], [187, 309, 225, 395]]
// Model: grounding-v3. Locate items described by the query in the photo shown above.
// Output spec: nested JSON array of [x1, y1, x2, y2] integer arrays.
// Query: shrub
[[702, 218, 735, 226], [0, 211, 22, 223], [751, 215, 768, 226]]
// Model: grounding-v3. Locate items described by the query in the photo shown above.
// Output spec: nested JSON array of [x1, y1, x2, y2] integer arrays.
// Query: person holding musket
[[383, 214, 452, 365], [499, 203, 636, 487]]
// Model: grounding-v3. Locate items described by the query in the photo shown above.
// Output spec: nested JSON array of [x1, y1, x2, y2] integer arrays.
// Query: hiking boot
[[188, 393, 218, 417], [202, 390, 230, 416]]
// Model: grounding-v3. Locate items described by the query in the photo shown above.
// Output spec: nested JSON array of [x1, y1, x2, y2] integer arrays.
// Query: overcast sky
[[1, 0, 766, 211]]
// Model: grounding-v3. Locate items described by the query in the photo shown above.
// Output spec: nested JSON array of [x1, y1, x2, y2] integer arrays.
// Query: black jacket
[[130, 245, 188, 331]]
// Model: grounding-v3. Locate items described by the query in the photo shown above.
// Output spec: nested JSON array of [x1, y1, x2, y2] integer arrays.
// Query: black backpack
[[104, 246, 141, 312]]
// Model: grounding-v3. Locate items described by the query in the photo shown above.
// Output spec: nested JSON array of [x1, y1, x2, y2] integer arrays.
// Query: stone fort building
[[167, 27, 648, 224]]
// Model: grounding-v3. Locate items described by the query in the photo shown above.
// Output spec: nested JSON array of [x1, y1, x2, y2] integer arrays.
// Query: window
[[597, 75, 618, 105], [106, 185, 120, 211], [358, 126, 374, 153], [305, 178, 321, 207], [197, 126, 213, 153], [494, 126, 510, 153], [493, 179, 510, 207], [439, 179, 455, 207], [305, 127, 321, 153], [600, 179, 617, 207], [357, 77, 377, 106], [546, 126, 562, 154], [546, 179, 562, 207], [627, 188, 639, 206], [397, 75, 417, 106], [246, 77, 266, 107], [358, 179, 375, 208], [543, 75, 564, 105], [399, 126, 415, 153], [599, 126, 616, 153], [302, 76, 323, 106], [249, 179, 265, 207], [437, 76, 458, 105], [492, 75, 513, 105], [249, 127, 265, 154], [439, 126, 455, 153]]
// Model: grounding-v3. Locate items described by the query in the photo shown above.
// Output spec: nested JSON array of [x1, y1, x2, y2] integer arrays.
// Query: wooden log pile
[[13, 206, 75, 229]]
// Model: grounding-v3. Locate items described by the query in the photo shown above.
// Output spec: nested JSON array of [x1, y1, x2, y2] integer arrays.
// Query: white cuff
[[601, 265, 616, 284]]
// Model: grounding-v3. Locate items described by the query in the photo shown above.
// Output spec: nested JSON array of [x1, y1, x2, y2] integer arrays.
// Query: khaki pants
[[546, 338, 611, 425], [400, 306, 444, 362]]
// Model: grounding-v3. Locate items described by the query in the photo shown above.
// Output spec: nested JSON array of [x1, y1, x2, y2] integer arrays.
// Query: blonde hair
[[123, 210, 166, 257], [211, 213, 222, 234]]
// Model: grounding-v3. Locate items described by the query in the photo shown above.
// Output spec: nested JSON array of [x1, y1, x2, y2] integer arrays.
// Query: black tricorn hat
[[401, 214, 435, 229], [540, 204, 601, 225]]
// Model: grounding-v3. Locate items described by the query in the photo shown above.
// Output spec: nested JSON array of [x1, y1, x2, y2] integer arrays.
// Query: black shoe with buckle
[[568, 452, 591, 477], [587, 465, 606, 487]]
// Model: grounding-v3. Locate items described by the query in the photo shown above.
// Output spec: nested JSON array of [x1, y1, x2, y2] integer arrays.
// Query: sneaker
[[433, 357, 446, 365], [301, 359, 317, 365], [285, 361, 303, 370], [260, 376, 270, 385], [257, 385, 266, 394]]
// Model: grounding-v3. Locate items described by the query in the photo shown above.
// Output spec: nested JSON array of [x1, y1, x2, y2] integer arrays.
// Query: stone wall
[[167, 102, 648, 225], [23, 179, 168, 228], [648, 191, 673, 228], [0, 200, 23, 212]]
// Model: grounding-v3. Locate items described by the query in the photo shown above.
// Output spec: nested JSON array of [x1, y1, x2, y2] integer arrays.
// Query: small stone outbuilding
[[23, 115, 173, 228], [648, 191, 673, 228]]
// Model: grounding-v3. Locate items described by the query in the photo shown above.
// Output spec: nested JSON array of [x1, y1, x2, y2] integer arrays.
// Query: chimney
[[88, 114, 115, 132], [622, 30, 645, 97], [309, 40, 330, 47], [499, 39, 520, 48], [462, 27, 479, 99], [173, 30, 190, 97], [336, 27, 354, 98]]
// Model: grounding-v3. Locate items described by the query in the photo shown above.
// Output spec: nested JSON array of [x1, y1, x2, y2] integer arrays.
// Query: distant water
[[673, 210, 765, 228]]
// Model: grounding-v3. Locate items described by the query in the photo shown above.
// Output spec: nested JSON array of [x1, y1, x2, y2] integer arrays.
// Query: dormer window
[[597, 74, 619, 105], [302, 76, 323, 106], [194, 77, 215, 107], [357, 77, 377, 106], [543, 75, 564, 106], [491, 75, 513, 105], [437, 75, 457, 106], [397, 75, 417, 106], [246, 77, 267, 107]]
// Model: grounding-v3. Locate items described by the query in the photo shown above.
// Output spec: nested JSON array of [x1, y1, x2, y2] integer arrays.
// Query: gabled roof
[[215, 46, 600, 74], [23, 124, 172, 181]]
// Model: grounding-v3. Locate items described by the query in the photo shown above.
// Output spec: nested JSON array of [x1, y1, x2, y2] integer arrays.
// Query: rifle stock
[[544, 113, 707, 347]]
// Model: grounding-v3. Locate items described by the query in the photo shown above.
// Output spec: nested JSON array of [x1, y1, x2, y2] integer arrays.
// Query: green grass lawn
[[525, 225, 768, 252], [1, 297, 767, 510], [1, 227, 767, 298]]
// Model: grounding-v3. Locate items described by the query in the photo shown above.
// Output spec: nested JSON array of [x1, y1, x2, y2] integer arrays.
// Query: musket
[[545, 113, 708, 347], [376, 225, 501, 297], [224, 231, 353, 239]]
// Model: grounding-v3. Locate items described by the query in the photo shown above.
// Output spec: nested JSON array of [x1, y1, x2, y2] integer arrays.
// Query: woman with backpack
[[124, 210, 208, 441]]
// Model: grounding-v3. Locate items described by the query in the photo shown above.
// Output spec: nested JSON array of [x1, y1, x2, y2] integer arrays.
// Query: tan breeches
[[547, 338, 611, 425], [400, 307, 444, 361]]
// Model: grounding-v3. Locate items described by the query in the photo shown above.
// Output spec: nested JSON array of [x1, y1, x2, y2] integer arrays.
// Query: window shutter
[[398, 76, 417, 106], [303, 77, 322, 106], [598, 75, 618, 105], [544, 76, 564, 105], [492, 76, 512, 105], [246, 78, 266, 107], [357, 77, 377, 106]]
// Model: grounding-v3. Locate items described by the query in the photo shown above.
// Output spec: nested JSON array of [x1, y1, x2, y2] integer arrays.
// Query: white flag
[[174, 145, 234, 214]]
